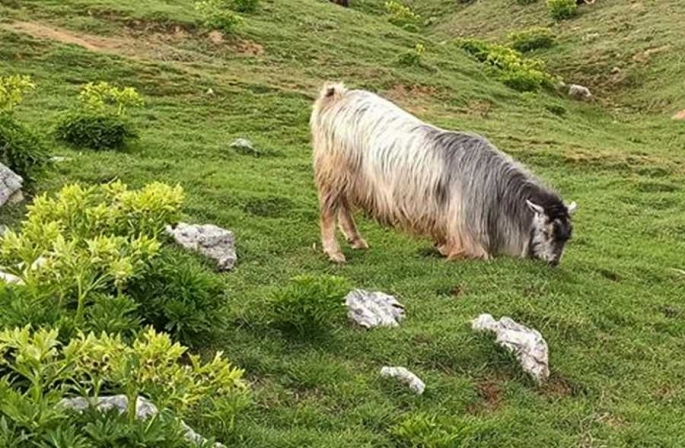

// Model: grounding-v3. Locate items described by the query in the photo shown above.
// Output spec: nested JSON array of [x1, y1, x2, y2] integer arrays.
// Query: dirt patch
[[467, 379, 503, 414], [386, 83, 438, 102], [233, 38, 264, 56], [3, 21, 122, 52], [672, 110, 685, 120], [2, 20, 264, 61]]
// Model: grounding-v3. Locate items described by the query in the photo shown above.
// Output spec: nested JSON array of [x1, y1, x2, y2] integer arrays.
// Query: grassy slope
[[2, 0, 685, 446]]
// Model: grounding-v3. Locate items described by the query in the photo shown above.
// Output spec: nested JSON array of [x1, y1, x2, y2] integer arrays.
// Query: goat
[[310, 83, 576, 266]]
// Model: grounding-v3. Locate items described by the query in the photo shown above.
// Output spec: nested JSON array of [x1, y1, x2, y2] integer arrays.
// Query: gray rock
[[50, 156, 72, 163], [0, 271, 23, 285], [59, 395, 224, 447], [380, 366, 425, 395], [472, 314, 549, 383], [231, 138, 254, 151], [569, 84, 593, 101], [166, 222, 237, 271], [345, 290, 405, 328], [0, 163, 23, 207]]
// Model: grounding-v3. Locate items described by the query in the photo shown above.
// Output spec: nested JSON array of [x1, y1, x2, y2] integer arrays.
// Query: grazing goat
[[310, 83, 576, 266]]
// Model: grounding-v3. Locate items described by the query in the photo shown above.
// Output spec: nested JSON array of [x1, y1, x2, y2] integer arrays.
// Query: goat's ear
[[526, 200, 544, 215], [567, 201, 577, 215]]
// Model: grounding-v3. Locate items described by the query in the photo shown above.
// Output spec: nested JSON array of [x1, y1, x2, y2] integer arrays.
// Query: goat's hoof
[[327, 251, 347, 263], [351, 238, 369, 250]]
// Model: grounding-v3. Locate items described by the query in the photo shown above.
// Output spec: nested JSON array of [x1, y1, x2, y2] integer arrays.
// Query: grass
[[1, 0, 685, 446]]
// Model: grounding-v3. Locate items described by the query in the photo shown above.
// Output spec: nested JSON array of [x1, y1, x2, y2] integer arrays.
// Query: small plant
[[195, 0, 243, 34], [397, 43, 426, 67], [547, 0, 577, 20], [230, 0, 258, 13], [508, 27, 555, 52], [0, 75, 35, 113], [55, 82, 143, 150], [0, 75, 48, 184], [385, 1, 421, 32], [456, 38, 557, 92], [0, 114, 48, 184], [270, 274, 350, 338], [390, 414, 462, 448], [78, 82, 144, 117], [54, 113, 138, 150], [126, 248, 227, 347], [516, 0, 538, 4]]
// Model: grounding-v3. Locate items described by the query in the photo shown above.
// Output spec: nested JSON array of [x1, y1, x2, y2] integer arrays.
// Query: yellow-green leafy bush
[[456, 38, 557, 92], [0, 75, 48, 183], [0, 326, 246, 444], [55, 82, 143, 150], [385, 1, 421, 32], [0, 182, 184, 335]]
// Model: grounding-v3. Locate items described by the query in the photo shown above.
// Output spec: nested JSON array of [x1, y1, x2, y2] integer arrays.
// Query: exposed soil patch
[[4, 21, 118, 52], [2, 20, 265, 61], [467, 379, 503, 414]]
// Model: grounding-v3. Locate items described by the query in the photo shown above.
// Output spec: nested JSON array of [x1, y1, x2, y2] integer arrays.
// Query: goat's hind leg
[[318, 188, 346, 263], [338, 198, 368, 250]]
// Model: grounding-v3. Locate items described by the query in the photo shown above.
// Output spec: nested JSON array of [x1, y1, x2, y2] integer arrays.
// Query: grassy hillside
[[1, 0, 685, 446]]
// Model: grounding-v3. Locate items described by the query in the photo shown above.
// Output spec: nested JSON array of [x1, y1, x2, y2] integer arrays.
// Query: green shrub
[[508, 27, 555, 52], [195, 0, 243, 34], [270, 275, 350, 338], [391, 414, 465, 447], [456, 38, 557, 92], [0, 182, 184, 334], [55, 82, 143, 150], [0, 75, 48, 184], [231, 0, 258, 13], [547, 0, 577, 20], [385, 1, 421, 32], [0, 114, 48, 184], [54, 112, 138, 150], [78, 82, 144, 116], [397, 43, 426, 67], [0, 326, 246, 444], [126, 248, 226, 347], [0, 75, 34, 113]]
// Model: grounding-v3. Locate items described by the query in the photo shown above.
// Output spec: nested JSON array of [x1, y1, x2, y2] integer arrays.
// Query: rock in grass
[[0, 271, 23, 285], [0, 163, 23, 207], [59, 395, 224, 447], [166, 223, 237, 271], [569, 84, 592, 101], [345, 290, 405, 328], [472, 314, 549, 384], [380, 366, 425, 395], [231, 138, 258, 156]]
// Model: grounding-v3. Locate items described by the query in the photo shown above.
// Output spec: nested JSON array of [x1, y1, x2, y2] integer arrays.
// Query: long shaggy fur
[[311, 82, 571, 262]]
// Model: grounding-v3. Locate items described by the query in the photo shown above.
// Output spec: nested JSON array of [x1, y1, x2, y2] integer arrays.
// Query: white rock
[[206, 88, 215, 96], [0, 271, 24, 285], [380, 366, 425, 395], [50, 156, 72, 163], [230, 138, 254, 150], [0, 163, 23, 207], [472, 313, 549, 384], [166, 222, 237, 271], [59, 395, 224, 447], [345, 289, 405, 328], [569, 84, 593, 101]]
